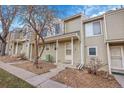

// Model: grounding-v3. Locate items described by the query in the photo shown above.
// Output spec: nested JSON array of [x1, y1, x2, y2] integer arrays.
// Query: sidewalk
[[114, 74, 124, 88], [0, 61, 70, 88]]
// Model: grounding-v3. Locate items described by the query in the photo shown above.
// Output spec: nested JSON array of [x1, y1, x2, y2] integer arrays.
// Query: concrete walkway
[[0, 61, 70, 88], [114, 74, 124, 88]]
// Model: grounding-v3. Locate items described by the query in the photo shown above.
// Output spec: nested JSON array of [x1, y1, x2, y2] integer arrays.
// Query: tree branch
[[0, 34, 5, 42]]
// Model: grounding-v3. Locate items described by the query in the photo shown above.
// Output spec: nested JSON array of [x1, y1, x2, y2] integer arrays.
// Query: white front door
[[65, 42, 72, 62], [110, 46, 124, 69]]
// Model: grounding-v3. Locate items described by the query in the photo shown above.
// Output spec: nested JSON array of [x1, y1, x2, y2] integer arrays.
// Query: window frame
[[65, 42, 71, 56], [85, 20, 102, 37], [87, 46, 98, 56], [46, 44, 49, 50]]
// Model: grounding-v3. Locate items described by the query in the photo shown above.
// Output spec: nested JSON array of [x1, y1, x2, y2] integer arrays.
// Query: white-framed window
[[65, 42, 71, 55], [85, 20, 102, 37], [87, 46, 97, 56]]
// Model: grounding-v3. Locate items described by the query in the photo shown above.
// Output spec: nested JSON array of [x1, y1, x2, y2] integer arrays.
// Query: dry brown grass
[[13, 61, 56, 75], [51, 68, 121, 88], [0, 56, 21, 63]]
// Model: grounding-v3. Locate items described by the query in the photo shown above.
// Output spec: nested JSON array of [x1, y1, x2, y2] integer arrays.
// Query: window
[[41, 28, 47, 37], [46, 44, 49, 50], [93, 21, 101, 35], [66, 42, 71, 55], [88, 47, 97, 56], [85, 21, 101, 37], [55, 24, 60, 35]]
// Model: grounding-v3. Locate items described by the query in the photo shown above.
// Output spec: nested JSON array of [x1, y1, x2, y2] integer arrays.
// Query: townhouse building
[[83, 8, 124, 74], [5, 8, 124, 74]]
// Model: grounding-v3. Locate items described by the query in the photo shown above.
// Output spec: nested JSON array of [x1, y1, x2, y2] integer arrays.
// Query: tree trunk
[[0, 42, 6, 56], [34, 35, 39, 68], [39, 35, 45, 58]]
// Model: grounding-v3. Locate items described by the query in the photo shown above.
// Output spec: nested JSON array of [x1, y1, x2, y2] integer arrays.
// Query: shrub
[[85, 57, 103, 75], [18, 53, 27, 60], [45, 54, 53, 62]]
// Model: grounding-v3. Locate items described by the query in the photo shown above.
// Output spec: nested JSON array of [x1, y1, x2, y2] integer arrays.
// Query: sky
[[0, 5, 123, 32], [50, 5, 123, 18]]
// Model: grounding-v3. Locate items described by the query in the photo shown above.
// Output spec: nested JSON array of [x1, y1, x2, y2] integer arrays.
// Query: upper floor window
[[41, 28, 47, 37], [85, 21, 101, 37], [55, 24, 61, 35], [41, 23, 61, 37]]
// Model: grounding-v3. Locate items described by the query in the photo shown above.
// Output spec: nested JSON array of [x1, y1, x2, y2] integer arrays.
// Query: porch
[[107, 41, 124, 74], [38, 31, 81, 66], [8, 40, 31, 59]]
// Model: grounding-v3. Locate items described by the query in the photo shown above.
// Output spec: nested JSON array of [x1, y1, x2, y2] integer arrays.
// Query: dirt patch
[[51, 68, 121, 88], [13, 61, 56, 75], [0, 56, 21, 63]]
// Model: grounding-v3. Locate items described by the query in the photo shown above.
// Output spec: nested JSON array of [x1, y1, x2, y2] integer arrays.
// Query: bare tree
[[23, 5, 57, 68], [0, 5, 19, 56]]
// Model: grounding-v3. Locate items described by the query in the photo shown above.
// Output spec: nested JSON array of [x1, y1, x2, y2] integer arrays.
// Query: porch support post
[[6, 43, 9, 55], [56, 40, 58, 63], [80, 41, 84, 64], [121, 46, 124, 68], [15, 41, 18, 55], [30, 44, 33, 61], [71, 37, 74, 65], [12, 43, 14, 55], [27, 41, 30, 58], [107, 42, 112, 74], [21, 42, 24, 54]]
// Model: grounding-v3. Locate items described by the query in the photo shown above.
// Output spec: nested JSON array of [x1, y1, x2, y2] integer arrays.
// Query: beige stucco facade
[[105, 9, 124, 41], [83, 19, 108, 71], [64, 17, 81, 33]]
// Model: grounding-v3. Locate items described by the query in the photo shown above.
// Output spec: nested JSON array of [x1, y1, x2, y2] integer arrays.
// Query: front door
[[110, 46, 124, 69], [65, 42, 72, 62]]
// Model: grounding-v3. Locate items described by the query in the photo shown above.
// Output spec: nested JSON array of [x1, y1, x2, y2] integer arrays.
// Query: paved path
[[114, 74, 124, 88], [0, 61, 69, 88]]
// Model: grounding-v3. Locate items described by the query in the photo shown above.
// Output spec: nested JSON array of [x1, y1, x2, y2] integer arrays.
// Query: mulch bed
[[0, 56, 21, 63], [13, 61, 56, 75], [51, 68, 122, 88]]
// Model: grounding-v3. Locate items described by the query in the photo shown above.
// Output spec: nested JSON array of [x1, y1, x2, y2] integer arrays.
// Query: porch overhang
[[40, 31, 80, 44], [10, 39, 28, 43], [106, 39, 124, 45]]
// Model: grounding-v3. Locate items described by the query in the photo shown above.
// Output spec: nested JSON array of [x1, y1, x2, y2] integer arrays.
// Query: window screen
[[89, 47, 96, 55], [85, 21, 101, 37], [93, 21, 101, 35]]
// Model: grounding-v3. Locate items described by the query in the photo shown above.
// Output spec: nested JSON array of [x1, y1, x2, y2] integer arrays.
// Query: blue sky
[[50, 5, 123, 18], [0, 5, 123, 32]]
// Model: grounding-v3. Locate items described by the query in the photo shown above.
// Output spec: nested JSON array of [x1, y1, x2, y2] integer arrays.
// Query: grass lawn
[[51, 68, 122, 88], [0, 68, 34, 88]]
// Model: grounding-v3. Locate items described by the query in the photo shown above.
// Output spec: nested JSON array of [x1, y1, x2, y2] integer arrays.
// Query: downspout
[[80, 14, 85, 66]]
